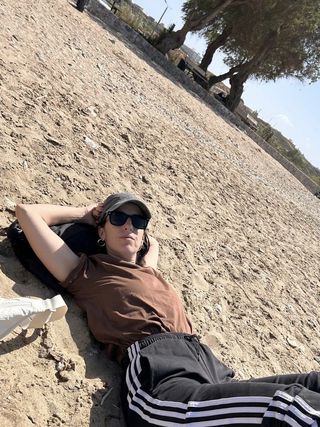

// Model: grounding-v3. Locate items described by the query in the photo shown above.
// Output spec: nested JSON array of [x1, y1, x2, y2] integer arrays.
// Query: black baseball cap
[[98, 192, 151, 225]]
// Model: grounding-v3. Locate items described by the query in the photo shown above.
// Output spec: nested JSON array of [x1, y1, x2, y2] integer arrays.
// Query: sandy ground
[[1, 0, 320, 425]]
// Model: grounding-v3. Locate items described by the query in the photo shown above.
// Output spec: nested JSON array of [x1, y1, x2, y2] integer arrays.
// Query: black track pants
[[121, 333, 320, 427]]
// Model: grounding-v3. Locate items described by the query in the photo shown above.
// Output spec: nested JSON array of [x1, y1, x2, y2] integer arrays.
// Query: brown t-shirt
[[61, 254, 193, 362]]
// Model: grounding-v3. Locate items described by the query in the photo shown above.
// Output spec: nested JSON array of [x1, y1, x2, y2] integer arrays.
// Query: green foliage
[[257, 123, 274, 142], [285, 148, 307, 170], [117, 1, 158, 38], [311, 175, 320, 186], [182, 0, 221, 22], [156, 0, 243, 54], [185, 0, 320, 109]]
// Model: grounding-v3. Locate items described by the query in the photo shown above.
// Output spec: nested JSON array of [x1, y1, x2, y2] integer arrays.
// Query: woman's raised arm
[[15, 204, 96, 283]]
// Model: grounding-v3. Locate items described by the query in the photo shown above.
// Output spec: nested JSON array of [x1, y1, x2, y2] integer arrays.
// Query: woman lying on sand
[[16, 192, 320, 427]]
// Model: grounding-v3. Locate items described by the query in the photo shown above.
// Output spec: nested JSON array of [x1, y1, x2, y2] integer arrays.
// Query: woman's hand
[[148, 235, 159, 249], [83, 203, 104, 226]]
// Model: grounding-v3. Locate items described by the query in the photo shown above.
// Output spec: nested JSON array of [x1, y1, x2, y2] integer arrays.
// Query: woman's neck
[[105, 248, 137, 264]]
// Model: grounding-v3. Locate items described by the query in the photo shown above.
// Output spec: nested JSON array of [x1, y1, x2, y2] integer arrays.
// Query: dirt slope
[[0, 0, 320, 426]]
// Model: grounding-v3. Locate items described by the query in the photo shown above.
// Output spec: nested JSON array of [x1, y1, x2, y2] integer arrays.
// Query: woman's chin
[[106, 243, 137, 261], [117, 246, 138, 262]]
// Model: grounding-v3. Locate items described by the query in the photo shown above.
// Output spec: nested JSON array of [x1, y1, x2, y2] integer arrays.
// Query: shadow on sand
[[0, 235, 126, 426]]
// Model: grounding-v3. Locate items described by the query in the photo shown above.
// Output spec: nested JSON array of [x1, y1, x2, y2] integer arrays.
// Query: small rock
[[84, 136, 98, 150], [83, 106, 97, 117], [286, 338, 298, 348], [214, 303, 223, 314], [38, 347, 49, 359], [56, 361, 65, 371], [230, 269, 240, 280]]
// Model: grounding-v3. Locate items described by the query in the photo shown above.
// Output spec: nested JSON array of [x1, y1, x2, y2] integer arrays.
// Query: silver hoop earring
[[97, 238, 105, 247]]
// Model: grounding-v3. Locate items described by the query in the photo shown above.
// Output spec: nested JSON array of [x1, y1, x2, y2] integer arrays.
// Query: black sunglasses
[[107, 211, 149, 230]]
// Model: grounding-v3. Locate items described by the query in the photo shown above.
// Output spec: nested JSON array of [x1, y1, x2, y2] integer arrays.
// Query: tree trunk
[[200, 25, 232, 72], [225, 71, 249, 111], [156, 0, 235, 54], [155, 25, 190, 55], [225, 32, 278, 111]]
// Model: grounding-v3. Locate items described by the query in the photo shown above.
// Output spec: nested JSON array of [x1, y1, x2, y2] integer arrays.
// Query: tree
[[155, 0, 239, 54], [208, 0, 320, 110]]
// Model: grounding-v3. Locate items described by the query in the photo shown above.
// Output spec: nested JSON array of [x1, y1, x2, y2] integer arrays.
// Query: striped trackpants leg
[[121, 333, 320, 427]]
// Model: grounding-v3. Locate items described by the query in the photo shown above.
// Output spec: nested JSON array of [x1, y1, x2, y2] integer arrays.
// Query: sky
[[133, 0, 320, 170]]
